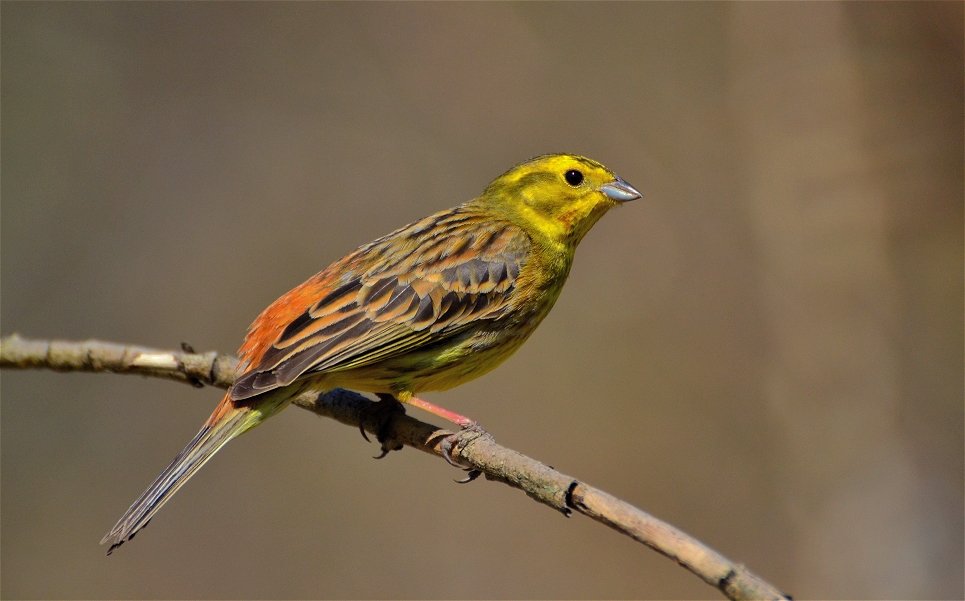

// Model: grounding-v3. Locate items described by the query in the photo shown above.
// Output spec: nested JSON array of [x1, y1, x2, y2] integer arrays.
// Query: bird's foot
[[360, 394, 406, 458], [429, 422, 489, 482]]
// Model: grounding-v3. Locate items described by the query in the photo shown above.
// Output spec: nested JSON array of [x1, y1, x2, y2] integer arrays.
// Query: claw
[[360, 394, 406, 458], [455, 469, 483, 484], [432, 423, 489, 471]]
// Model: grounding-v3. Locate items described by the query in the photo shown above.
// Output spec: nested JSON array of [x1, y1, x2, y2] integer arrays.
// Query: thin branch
[[0, 334, 789, 601]]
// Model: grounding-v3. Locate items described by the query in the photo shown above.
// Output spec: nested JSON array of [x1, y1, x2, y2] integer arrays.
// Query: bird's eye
[[564, 169, 584, 187]]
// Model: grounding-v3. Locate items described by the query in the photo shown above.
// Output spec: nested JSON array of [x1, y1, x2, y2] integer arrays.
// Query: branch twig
[[0, 333, 789, 601]]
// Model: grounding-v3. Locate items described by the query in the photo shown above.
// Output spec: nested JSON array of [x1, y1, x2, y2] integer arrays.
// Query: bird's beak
[[600, 177, 642, 202]]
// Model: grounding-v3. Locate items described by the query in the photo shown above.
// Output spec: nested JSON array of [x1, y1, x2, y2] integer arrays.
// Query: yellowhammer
[[102, 153, 641, 553]]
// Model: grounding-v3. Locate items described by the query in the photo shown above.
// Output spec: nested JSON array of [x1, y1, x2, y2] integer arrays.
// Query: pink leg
[[406, 396, 476, 429]]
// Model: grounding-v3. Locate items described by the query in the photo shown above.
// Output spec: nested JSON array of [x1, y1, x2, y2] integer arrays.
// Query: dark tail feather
[[100, 403, 253, 554]]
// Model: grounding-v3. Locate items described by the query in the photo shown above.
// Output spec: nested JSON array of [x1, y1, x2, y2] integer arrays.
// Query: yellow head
[[479, 153, 641, 248]]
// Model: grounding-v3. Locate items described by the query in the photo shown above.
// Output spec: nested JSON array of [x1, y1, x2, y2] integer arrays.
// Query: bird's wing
[[230, 209, 530, 401]]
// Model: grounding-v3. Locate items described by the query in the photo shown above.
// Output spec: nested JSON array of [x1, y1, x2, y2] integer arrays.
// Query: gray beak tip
[[600, 177, 642, 202]]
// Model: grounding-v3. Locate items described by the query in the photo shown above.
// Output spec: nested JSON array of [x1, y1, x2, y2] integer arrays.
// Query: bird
[[100, 153, 641, 554]]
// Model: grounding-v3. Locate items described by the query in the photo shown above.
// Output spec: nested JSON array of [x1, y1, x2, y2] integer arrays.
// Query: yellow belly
[[323, 326, 532, 396]]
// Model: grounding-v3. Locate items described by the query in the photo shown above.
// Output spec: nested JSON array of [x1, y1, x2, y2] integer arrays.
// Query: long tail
[[100, 394, 263, 554]]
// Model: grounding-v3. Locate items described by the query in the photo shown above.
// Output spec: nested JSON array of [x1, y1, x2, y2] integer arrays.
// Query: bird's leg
[[360, 393, 406, 458], [407, 396, 487, 480], [404, 396, 476, 428]]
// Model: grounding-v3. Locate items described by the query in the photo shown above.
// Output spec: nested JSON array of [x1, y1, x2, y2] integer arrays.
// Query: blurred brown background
[[2, 3, 961, 599]]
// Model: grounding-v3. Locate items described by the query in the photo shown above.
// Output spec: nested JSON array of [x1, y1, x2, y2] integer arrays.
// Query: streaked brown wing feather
[[230, 206, 529, 401]]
